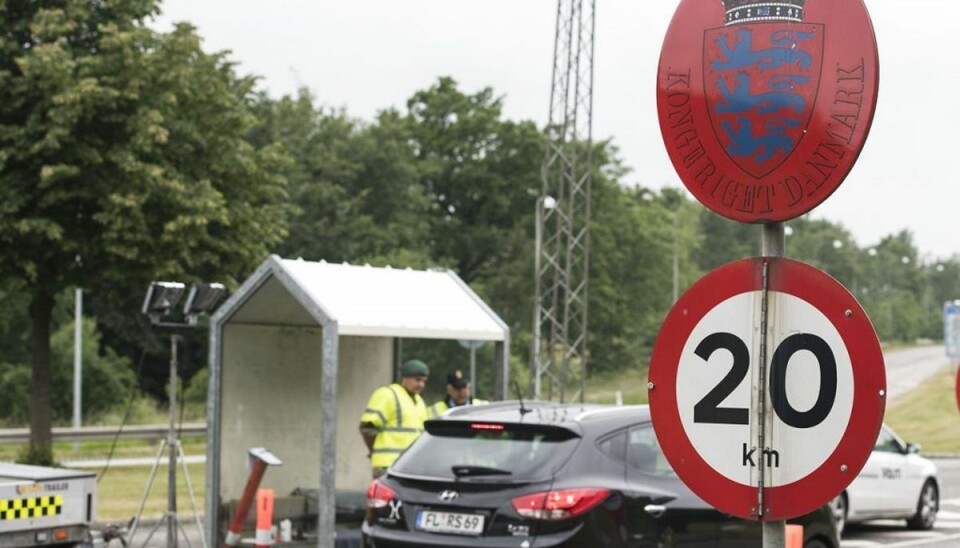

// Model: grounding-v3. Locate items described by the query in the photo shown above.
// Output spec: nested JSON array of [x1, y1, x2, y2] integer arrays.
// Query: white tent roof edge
[[211, 255, 509, 342]]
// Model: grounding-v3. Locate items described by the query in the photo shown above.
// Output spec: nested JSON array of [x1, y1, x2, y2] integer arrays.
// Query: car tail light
[[470, 423, 505, 431], [512, 488, 609, 520], [366, 478, 396, 509]]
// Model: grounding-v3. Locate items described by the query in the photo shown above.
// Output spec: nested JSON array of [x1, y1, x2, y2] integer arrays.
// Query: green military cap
[[400, 359, 429, 377]]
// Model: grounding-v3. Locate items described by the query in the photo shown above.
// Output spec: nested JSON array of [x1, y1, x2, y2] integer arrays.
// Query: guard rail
[[0, 423, 206, 444]]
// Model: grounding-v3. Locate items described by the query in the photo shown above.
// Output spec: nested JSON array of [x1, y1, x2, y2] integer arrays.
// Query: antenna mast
[[533, 0, 595, 402]]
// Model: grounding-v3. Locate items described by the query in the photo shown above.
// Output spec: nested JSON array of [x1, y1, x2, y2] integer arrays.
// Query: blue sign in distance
[[944, 301, 960, 359]]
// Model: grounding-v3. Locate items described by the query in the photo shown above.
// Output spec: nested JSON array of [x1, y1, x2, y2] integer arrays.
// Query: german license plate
[[416, 510, 485, 535]]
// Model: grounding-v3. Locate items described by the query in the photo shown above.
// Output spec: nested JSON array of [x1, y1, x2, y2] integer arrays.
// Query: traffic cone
[[255, 488, 275, 548], [785, 524, 803, 548]]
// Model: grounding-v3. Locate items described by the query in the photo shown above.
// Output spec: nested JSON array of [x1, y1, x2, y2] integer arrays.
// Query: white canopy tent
[[204, 256, 510, 547]]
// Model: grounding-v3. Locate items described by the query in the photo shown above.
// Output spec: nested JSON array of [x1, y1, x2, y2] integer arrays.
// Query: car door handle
[[644, 504, 667, 518]]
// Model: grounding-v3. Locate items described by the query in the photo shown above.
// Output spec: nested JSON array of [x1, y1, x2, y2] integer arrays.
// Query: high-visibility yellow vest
[[360, 383, 428, 468], [427, 397, 490, 418]]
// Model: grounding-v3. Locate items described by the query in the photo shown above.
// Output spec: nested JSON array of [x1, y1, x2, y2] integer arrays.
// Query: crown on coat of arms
[[721, 0, 806, 26]]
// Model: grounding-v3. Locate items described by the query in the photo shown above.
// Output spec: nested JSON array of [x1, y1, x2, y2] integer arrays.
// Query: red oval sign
[[955, 366, 960, 416], [657, 0, 879, 223]]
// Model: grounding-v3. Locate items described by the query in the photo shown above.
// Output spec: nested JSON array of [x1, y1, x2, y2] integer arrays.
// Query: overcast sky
[[154, 0, 960, 260]]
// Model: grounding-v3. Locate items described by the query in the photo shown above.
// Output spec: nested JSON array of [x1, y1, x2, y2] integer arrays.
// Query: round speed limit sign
[[649, 258, 885, 521]]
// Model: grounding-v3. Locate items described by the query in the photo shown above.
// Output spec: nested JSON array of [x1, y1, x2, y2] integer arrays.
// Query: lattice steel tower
[[532, 0, 595, 402]]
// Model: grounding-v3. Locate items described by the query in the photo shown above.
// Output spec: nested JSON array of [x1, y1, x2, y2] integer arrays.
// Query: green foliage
[[51, 317, 135, 420], [251, 90, 432, 266], [0, 363, 30, 424], [0, 0, 290, 458], [1, 1, 288, 290], [183, 367, 208, 406], [0, 281, 30, 366], [406, 77, 544, 283], [696, 212, 757, 270], [182, 366, 208, 418], [0, 312, 133, 425], [588, 183, 672, 373]]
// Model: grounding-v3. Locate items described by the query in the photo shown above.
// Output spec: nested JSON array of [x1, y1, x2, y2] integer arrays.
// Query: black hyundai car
[[361, 402, 839, 547]]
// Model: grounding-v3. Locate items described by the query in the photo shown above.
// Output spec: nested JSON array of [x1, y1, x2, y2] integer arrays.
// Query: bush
[[182, 368, 208, 419], [0, 363, 30, 425], [0, 318, 135, 425]]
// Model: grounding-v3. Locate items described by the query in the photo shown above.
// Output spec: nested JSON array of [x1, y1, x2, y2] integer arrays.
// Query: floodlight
[[131, 278, 223, 548], [183, 282, 227, 320], [141, 282, 186, 319]]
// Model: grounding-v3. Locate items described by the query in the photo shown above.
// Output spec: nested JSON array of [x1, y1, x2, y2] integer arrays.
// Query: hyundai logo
[[438, 489, 459, 501]]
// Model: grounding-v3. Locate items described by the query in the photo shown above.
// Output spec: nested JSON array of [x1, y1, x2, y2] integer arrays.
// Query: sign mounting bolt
[[845, 309, 853, 317], [879, 389, 886, 398], [647, 382, 656, 390], [841, 464, 848, 473]]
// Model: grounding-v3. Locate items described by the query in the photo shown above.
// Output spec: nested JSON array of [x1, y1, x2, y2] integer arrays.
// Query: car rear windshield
[[391, 421, 581, 481]]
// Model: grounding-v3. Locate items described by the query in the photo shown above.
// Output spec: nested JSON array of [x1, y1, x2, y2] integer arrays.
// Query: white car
[[831, 425, 939, 535]]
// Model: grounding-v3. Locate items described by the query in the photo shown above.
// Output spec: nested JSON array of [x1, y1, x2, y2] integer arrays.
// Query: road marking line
[[885, 531, 960, 547]]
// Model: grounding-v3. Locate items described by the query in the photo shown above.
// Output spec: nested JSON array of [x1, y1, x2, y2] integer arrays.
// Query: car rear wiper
[[452, 465, 513, 477]]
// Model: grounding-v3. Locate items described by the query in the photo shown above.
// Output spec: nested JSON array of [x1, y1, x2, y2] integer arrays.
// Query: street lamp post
[[532, 195, 557, 400], [73, 288, 82, 453], [672, 210, 680, 303]]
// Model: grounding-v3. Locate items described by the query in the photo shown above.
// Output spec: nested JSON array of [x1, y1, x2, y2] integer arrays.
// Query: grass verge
[[1, 438, 207, 523], [885, 364, 960, 454], [584, 367, 650, 405], [95, 462, 206, 523]]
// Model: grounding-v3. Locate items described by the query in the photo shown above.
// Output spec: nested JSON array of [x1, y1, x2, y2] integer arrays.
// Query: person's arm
[[360, 387, 389, 457], [359, 423, 379, 456]]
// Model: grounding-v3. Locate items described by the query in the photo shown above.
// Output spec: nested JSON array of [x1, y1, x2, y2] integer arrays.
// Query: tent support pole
[[318, 322, 339, 548]]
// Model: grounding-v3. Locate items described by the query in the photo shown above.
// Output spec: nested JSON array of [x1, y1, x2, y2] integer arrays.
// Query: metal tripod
[[128, 335, 207, 548]]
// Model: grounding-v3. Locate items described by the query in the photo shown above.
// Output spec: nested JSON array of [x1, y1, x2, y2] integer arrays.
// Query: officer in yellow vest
[[359, 359, 430, 478], [427, 369, 488, 417]]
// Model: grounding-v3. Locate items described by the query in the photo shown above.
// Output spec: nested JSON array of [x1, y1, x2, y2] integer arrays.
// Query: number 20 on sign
[[648, 258, 885, 521]]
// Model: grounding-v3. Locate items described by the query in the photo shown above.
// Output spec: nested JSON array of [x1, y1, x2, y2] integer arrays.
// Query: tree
[[0, 1, 289, 463], [0, 279, 30, 368], [588, 181, 680, 374], [781, 217, 857, 287], [405, 77, 544, 283], [695, 210, 757, 271], [0, 289, 134, 426], [250, 90, 433, 267]]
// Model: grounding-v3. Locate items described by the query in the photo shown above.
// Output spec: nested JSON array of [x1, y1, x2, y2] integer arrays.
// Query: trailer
[[0, 463, 96, 547]]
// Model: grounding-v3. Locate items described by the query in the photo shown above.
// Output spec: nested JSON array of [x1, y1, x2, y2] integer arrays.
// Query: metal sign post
[[458, 339, 485, 397], [761, 224, 785, 546]]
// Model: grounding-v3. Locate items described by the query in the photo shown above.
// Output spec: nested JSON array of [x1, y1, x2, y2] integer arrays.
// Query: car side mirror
[[905, 442, 921, 454]]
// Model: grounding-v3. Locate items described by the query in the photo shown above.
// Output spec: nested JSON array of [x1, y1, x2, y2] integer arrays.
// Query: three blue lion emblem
[[711, 28, 816, 166]]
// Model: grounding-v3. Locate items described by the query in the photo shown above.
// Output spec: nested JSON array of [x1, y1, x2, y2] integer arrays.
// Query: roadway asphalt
[[883, 345, 954, 402]]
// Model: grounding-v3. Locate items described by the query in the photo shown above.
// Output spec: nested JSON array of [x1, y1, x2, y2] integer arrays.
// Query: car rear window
[[391, 421, 581, 481]]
